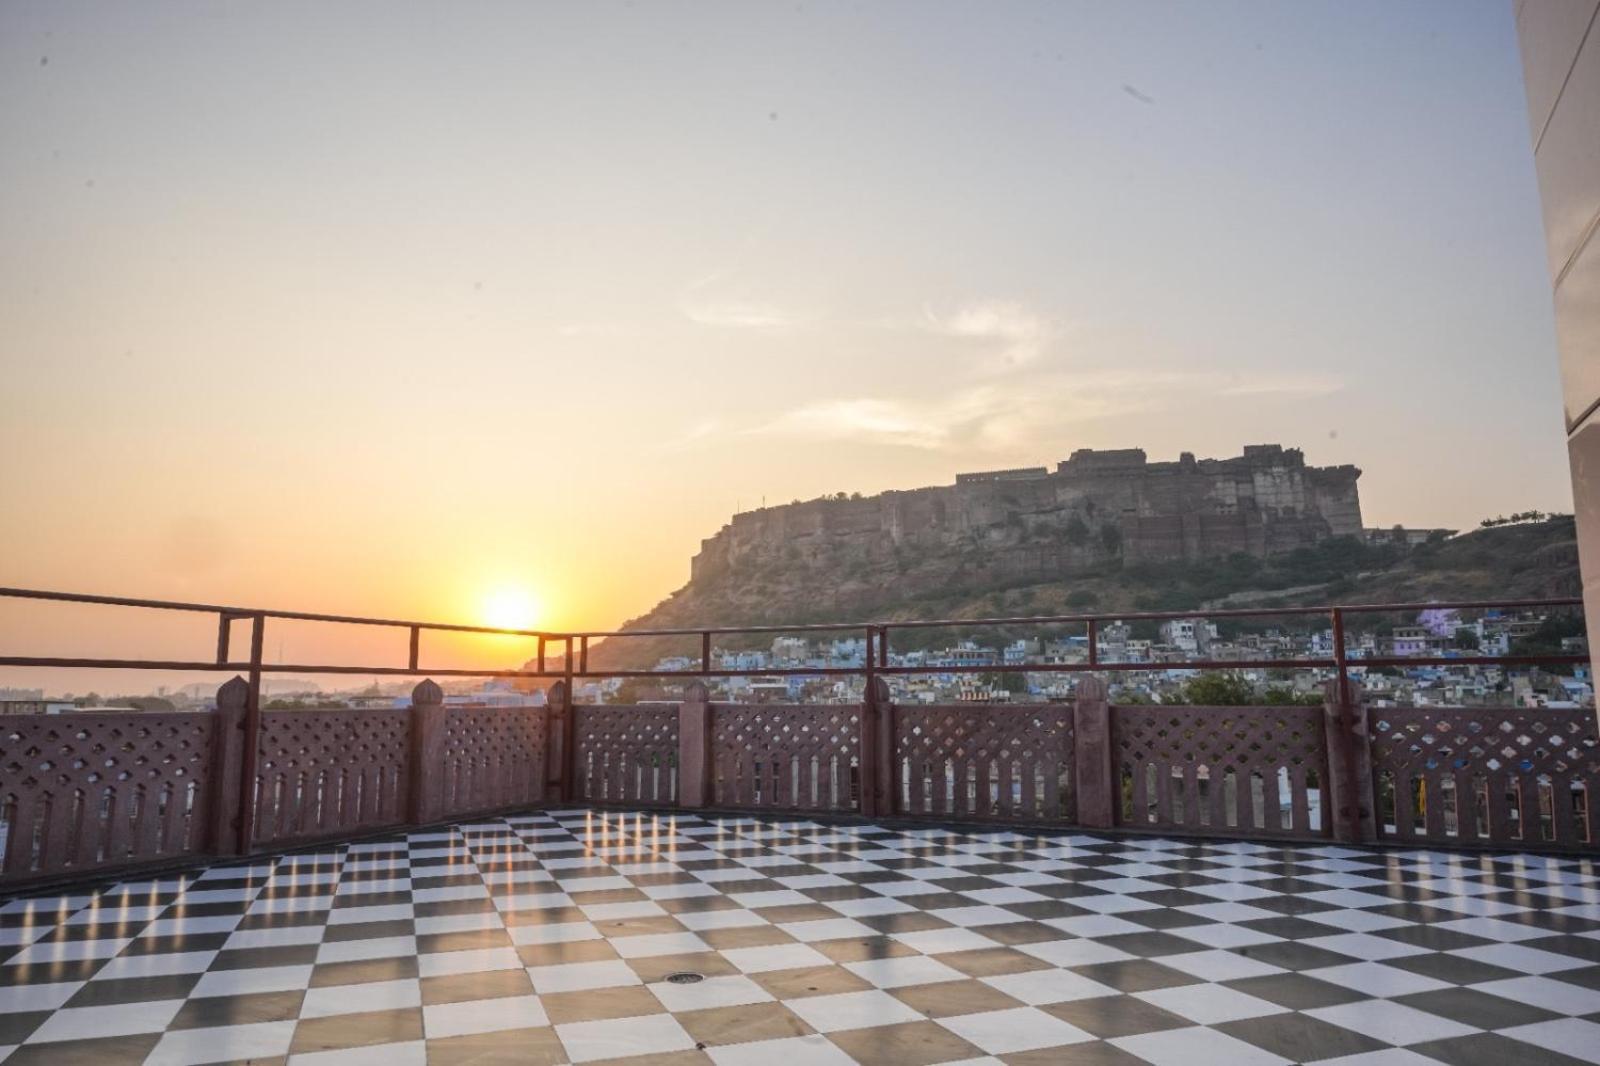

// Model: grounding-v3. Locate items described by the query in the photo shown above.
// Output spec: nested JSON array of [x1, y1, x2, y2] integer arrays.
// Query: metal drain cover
[[664, 971, 705, 985]]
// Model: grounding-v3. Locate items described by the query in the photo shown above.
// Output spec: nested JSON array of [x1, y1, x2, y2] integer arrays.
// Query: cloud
[[681, 299, 796, 329], [749, 369, 1342, 452], [923, 300, 1058, 369]]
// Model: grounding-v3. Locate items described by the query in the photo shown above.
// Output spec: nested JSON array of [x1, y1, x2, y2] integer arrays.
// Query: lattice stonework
[[711, 704, 862, 812], [1111, 704, 1329, 840], [439, 706, 546, 818], [574, 706, 679, 806], [1370, 706, 1600, 849], [0, 712, 216, 881], [253, 709, 410, 846], [895, 704, 1073, 821]]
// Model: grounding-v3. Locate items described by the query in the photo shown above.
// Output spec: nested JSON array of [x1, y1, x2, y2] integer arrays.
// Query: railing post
[[859, 628, 881, 817], [873, 675, 895, 817], [210, 676, 249, 856], [409, 679, 447, 826], [1323, 678, 1376, 843], [678, 681, 713, 808], [234, 613, 266, 853], [1073, 675, 1114, 828], [545, 680, 571, 801]]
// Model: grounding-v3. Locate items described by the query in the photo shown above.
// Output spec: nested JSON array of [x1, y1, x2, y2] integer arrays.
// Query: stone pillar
[[678, 682, 713, 808], [1073, 676, 1115, 828], [873, 678, 896, 818], [408, 679, 448, 826], [1323, 680, 1377, 844], [210, 676, 249, 856], [545, 680, 571, 802]]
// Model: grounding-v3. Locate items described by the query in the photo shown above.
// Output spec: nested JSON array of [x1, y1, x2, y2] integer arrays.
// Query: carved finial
[[1076, 675, 1107, 702], [412, 678, 444, 707], [871, 676, 892, 705], [684, 681, 710, 704], [546, 680, 568, 709], [217, 676, 249, 712]]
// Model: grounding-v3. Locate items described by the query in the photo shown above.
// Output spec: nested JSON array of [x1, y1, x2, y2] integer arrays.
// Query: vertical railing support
[[545, 679, 572, 802], [1074, 675, 1114, 828], [210, 676, 249, 856], [1323, 677, 1376, 843], [873, 675, 895, 817], [409, 679, 447, 825], [859, 628, 882, 817], [234, 613, 266, 853], [678, 681, 713, 808]]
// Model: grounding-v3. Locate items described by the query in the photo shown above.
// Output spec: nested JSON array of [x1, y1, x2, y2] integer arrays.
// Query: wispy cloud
[[679, 272, 805, 330], [922, 300, 1058, 369], [749, 368, 1341, 453]]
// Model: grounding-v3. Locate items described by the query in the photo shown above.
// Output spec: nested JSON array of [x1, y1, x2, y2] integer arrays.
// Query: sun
[[482, 586, 541, 631]]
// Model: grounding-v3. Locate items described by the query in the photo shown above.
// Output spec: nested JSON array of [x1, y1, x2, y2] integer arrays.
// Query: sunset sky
[[0, 1, 1576, 690]]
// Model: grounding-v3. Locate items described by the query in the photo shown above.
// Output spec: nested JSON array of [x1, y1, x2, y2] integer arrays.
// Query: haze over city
[[0, 0, 1576, 689]]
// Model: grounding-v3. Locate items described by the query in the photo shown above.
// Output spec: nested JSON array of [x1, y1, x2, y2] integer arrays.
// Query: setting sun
[[482, 586, 542, 631]]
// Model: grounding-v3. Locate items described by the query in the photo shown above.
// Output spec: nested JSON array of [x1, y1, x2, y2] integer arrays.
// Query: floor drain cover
[[664, 971, 705, 985]]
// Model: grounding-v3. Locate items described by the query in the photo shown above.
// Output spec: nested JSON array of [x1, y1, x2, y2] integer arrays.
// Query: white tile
[[776, 918, 876, 943], [496, 891, 573, 913], [649, 973, 773, 1013], [1449, 943, 1591, 974], [1041, 914, 1147, 938], [145, 1020, 297, 1065], [192, 964, 314, 998], [1301, 933, 1427, 961], [1476, 975, 1600, 1015], [423, 994, 548, 1039], [936, 1006, 1094, 1055], [1309, 1053, 1444, 1066], [980, 968, 1119, 1005], [843, 955, 965, 989], [1169, 922, 1285, 949], [642, 881, 721, 900], [224, 925, 325, 950], [315, 936, 417, 963], [787, 989, 923, 1032], [926, 905, 1023, 927], [1151, 949, 1285, 981], [961, 887, 1047, 906], [610, 931, 711, 958], [6, 938, 129, 963], [1175, 902, 1280, 923], [0, 982, 83, 1013], [527, 958, 641, 993], [889, 928, 998, 955], [1499, 1018, 1600, 1064], [25, 999, 184, 1043], [1429, 917, 1548, 942], [556, 1012, 695, 1063], [1303, 909, 1413, 933], [1307, 1000, 1478, 1046], [1305, 962, 1450, 998], [1112, 1025, 1291, 1065], [139, 915, 242, 938], [676, 908, 767, 931], [326, 903, 411, 925], [729, 889, 812, 909], [1018, 939, 1135, 967], [722, 943, 832, 974], [508, 921, 601, 946], [413, 911, 503, 936], [1136, 984, 1284, 1024], [823, 896, 913, 917], [93, 950, 217, 979], [247, 895, 332, 916], [300, 978, 420, 1018], [417, 946, 523, 978], [706, 1034, 856, 1065]]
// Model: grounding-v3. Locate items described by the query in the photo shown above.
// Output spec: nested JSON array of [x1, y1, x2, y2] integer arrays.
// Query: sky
[[0, 0, 1576, 693]]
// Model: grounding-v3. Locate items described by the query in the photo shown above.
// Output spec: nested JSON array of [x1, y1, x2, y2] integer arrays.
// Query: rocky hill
[[575, 516, 1581, 671]]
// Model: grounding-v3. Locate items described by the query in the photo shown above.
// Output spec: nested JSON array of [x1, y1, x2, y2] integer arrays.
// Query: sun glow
[[482, 586, 541, 631]]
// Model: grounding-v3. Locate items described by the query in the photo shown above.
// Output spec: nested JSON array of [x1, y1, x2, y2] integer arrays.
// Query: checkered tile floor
[[3, 811, 1600, 1065]]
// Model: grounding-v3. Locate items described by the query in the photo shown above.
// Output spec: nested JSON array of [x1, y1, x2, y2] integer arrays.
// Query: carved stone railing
[[572, 703, 679, 806], [0, 709, 220, 881], [1111, 701, 1331, 840], [894, 702, 1073, 821], [708, 702, 861, 812], [1371, 704, 1600, 850], [7, 673, 1600, 890]]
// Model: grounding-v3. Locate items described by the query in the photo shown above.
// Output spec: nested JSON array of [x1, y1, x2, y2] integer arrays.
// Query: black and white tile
[[2, 809, 1599, 1064]]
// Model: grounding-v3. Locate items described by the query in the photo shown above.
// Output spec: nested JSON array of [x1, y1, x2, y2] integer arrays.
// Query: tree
[[1179, 673, 1255, 705], [1454, 627, 1480, 651]]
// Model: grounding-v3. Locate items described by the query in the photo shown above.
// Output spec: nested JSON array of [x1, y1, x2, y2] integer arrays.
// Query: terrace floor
[[2, 812, 1600, 1066]]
